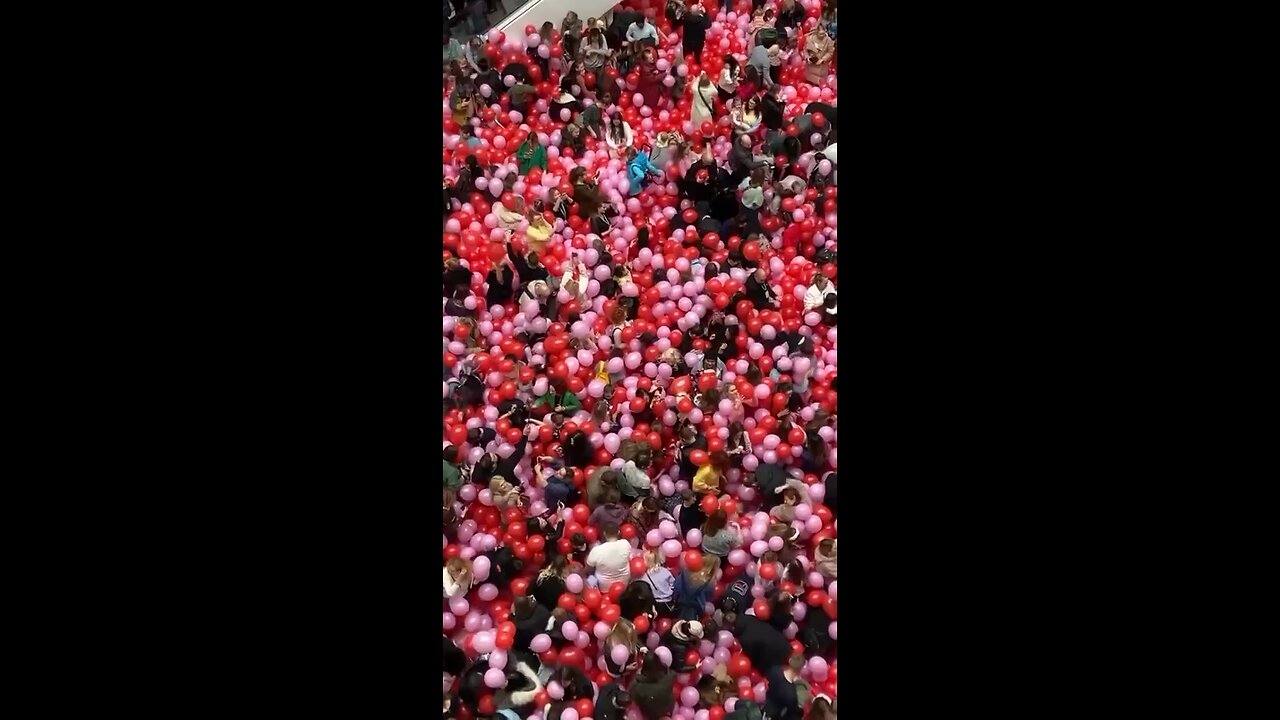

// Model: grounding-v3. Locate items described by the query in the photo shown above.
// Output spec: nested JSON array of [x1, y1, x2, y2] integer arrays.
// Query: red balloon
[[684, 550, 704, 572]]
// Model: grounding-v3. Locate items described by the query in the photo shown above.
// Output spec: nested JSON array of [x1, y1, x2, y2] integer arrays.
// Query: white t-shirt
[[588, 539, 633, 588]]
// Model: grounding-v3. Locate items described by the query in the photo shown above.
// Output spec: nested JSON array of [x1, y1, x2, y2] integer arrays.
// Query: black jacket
[[532, 574, 567, 610], [762, 93, 785, 131], [763, 666, 802, 720], [508, 246, 549, 284], [678, 502, 706, 534], [443, 636, 468, 677], [514, 603, 552, 650], [486, 267, 515, 307], [632, 670, 677, 720], [682, 13, 711, 50], [776, 3, 805, 33], [444, 265, 471, 297], [735, 614, 792, 673], [596, 682, 629, 720], [745, 274, 777, 308]]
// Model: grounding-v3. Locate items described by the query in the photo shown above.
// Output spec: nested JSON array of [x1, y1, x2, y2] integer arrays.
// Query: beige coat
[[814, 540, 837, 579]]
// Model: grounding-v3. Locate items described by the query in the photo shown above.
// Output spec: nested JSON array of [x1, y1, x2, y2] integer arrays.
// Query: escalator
[[495, 0, 623, 34]]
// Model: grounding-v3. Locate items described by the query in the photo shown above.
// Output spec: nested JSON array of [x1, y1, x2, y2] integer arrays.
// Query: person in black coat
[[561, 429, 594, 468], [508, 243, 550, 285], [471, 420, 534, 486], [744, 267, 779, 309], [443, 636, 467, 677], [532, 555, 570, 609], [596, 683, 631, 720], [467, 426, 497, 448], [485, 261, 515, 308], [734, 613, 792, 673], [776, 0, 805, 35], [483, 545, 524, 588], [681, 5, 712, 64], [761, 84, 785, 131], [474, 58, 502, 102], [500, 61, 531, 86], [763, 664, 803, 720], [443, 258, 471, 297], [549, 663, 596, 700], [512, 595, 553, 650]]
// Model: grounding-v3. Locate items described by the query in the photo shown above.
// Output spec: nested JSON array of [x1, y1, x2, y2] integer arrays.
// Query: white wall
[[497, 0, 621, 34]]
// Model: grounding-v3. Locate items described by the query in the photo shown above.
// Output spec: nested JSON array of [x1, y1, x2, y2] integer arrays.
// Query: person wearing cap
[[658, 619, 705, 671]]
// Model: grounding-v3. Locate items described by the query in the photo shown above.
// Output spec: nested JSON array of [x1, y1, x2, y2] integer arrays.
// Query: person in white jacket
[[803, 271, 836, 312], [559, 255, 590, 304], [443, 557, 473, 598]]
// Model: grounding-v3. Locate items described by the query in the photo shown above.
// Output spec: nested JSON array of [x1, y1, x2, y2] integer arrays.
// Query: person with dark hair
[[761, 82, 785, 131], [443, 635, 468, 678], [681, 3, 711, 64], [676, 488, 707, 534], [443, 445, 464, 493], [700, 510, 742, 558], [631, 654, 676, 720], [595, 682, 632, 720], [763, 662, 804, 720], [561, 429, 594, 468], [533, 555, 571, 608], [467, 425, 497, 448], [589, 487, 630, 528], [586, 522, 631, 590], [618, 579, 658, 621], [470, 418, 537, 487], [551, 663, 596, 701], [512, 595, 553, 650], [734, 612, 791, 673]]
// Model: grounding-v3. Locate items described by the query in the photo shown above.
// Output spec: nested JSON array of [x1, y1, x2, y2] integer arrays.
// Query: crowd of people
[[442, 1, 839, 719]]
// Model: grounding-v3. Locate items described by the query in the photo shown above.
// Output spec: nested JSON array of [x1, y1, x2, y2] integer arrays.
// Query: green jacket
[[534, 390, 581, 413], [516, 141, 547, 175], [443, 460, 462, 489]]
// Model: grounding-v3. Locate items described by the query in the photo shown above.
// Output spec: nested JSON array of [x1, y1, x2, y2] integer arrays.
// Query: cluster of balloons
[[444, 0, 839, 717]]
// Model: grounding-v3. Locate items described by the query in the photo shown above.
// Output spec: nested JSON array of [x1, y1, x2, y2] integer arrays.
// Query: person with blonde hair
[[602, 618, 643, 678], [639, 547, 677, 616], [488, 475, 523, 509], [673, 554, 720, 620], [443, 557, 473, 598]]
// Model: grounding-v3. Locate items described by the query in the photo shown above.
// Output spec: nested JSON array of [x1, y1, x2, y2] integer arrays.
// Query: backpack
[[730, 700, 764, 720]]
